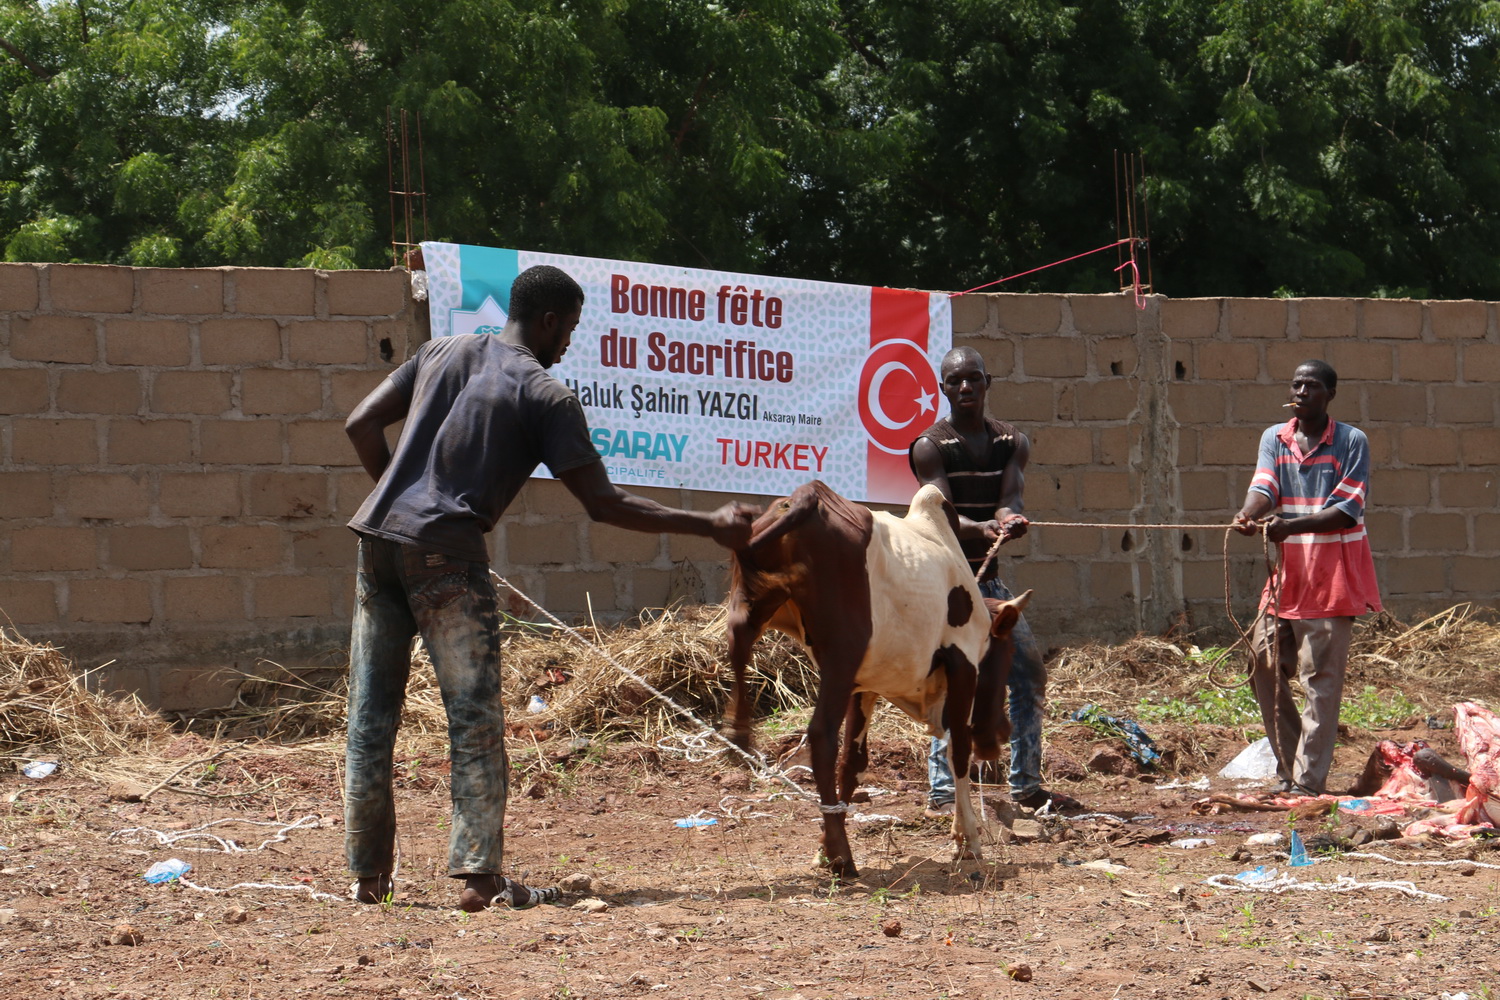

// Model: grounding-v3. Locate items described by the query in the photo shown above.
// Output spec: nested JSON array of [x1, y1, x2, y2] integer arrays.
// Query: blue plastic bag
[[143, 859, 191, 883]]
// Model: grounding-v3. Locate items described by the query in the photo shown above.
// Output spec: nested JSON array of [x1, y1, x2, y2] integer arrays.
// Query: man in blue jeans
[[908, 347, 1079, 815], [343, 265, 757, 912]]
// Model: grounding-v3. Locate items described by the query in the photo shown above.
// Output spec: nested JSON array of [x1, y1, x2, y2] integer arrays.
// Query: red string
[[948, 238, 1137, 297], [1114, 257, 1146, 310]]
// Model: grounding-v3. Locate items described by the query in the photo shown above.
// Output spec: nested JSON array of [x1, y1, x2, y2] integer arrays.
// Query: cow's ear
[[989, 589, 1033, 635]]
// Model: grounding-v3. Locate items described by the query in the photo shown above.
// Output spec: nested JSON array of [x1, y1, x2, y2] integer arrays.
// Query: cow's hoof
[[816, 853, 859, 880]]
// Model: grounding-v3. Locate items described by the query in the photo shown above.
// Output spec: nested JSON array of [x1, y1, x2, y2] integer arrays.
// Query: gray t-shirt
[[349, 335, 599, 561]]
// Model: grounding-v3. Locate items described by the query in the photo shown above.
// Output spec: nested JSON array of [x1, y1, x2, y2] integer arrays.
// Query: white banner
[[422, 242, 951, 504]]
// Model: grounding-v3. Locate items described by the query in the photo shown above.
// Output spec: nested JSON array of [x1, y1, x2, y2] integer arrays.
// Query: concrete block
[[994, 294, 1062, 334], [1069, 294, 1137, 335], [1226, 298, 1288, 339], [288, 420, 355, 466], [58, 370, 142, 414], [330, 369, 390, 416], [1008, 559, 1081, 604], [0, 580, 58, 623], [242, 368, 322, 415], [631, 567, 675, 608], [1036, 524, 1104, 556], [292, 526, 355, 568], [11, 314, 97, 363], [200, 318, 282, 364], [1021, 337, 1087, 378], [1097, 425, 1132, 466], [1452, 556, 1497, 592], [997, 381, 1055, 423], [1079, 471, 1134, 511], [541, 569, 618, 612], [68, 578, 154, 624], [138, 268, 223, 315], [162, 575, 245, 622], [1088, 561, 1137, 602], [1462, 343, 1500, 382], [950, 293, 990, 335], [0, 262, 39, 310], [1406, 513, 1468, 552], [156, 665, 245, 712], [234, 268, 317, 315], [159, 471, 242, 516], [1032, 427, 1092, 465], [247, 472, 329, 517], [287, 320, 369, 364], [104, 318, 191, 366], [108, 418, 193, 465], [1362, 426, 1394, 466], [1438, 472, 1497, 508], [200, 420, 283, 464], [1361, 299, 1422, 340], [508, 522, 580, 565], [1295, 298, 1356, 339], [1092, 337, 1138, 377], [1398, 343, 1458, 382], [64, 472, 152, 519], [48, 263, 133, 312], [1074, 380, 1137, 421], [1462, 427, 1500, 465], [1427, 300, 1488, 340], [1161, 297, 1220, 338], [1178, 470, 1232, 511], [668, 532, 726, 563], [334, 469, 374, 518], [201, 525, 284, 568], [0, 472, 52, 517], [1476, 513, 1500, 550], [1266, 342, 1316, 380], [587, 523, 663, 563], [0, 368, 48, 414], [1379, 469, 1432, 506], [150, 370, 233, 414], [1436, 387, 1495, 425], [1361, 383, 1426, 424], [1398, 428, 1459, 466], [1383, 556, 1446, 595], [11, 418, 98, 465], [1167, 384, 1227, 423], [1200, 426, 1263, 466], [968, 338, 1014, 379], [11, 526, 96, 571], [1328, 341, 1393, 380], [1364, 510, 1402, 549], [105, 526, 193, 570], [1197, 342, 1259, 381], [325, 269, 407, 316], [252, 574, 334, 618]]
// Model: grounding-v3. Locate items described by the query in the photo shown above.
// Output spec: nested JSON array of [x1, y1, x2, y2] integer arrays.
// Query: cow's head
[[969, 588, 1033, 761]]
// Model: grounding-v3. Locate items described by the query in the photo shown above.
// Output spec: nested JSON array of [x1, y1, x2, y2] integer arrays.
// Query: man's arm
[[993, 432, 1031, 540], [558, 460, 758, 549], [910, 436, 1029, 545], [345, 378, 411, 482]]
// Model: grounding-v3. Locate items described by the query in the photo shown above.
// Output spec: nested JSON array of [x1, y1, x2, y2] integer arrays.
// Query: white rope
[[1344, 851, 1500, 871], [1202, 871, 1449, 901], [655, 729, 735, 763], [491, 570, 820, 808], [109, 815, 325, 854], [177, 878, 345, 904]]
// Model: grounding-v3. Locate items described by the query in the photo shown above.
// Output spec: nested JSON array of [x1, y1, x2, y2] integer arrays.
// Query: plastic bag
[[143, 859, 191, 883], [1218, 738, 1279, 781]]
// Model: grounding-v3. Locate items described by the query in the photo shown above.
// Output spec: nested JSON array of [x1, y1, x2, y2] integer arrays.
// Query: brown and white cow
[[725, 480, 1031, 877]]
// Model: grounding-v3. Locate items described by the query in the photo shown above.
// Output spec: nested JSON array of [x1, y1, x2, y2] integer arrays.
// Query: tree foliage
[[3, 0, 1498, 296]]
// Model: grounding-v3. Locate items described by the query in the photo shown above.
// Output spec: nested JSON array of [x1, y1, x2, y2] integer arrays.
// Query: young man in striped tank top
[[1232, 360, 1382, 795], [909, 347, 1080, 814]]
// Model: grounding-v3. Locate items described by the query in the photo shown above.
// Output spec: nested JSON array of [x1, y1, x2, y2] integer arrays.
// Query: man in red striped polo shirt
[[1232, 360, 1382, 795]]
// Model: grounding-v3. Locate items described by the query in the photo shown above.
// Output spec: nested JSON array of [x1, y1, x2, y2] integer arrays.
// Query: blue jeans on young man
[[345, 534, 508, 878], [928, 578, 1046, 806]]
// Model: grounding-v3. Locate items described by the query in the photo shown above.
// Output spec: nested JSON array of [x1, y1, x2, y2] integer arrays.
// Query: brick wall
[[2, 263, 1496, 709]]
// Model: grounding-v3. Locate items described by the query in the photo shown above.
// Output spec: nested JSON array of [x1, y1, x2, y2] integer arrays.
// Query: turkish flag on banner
[[861, 287, 943, 504]]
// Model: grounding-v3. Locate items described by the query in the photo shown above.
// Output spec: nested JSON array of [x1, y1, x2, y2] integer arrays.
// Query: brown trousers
[[1248, 615, 1353, 794]]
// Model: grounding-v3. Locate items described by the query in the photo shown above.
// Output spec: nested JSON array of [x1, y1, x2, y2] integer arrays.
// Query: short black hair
[[509, 265, 584, 325], [1295, 359, 1337, 391]]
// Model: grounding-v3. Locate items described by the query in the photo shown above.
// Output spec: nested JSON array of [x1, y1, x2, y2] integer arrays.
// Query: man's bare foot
[[456, 875, 560, 912], [351, 874, 394, 904]]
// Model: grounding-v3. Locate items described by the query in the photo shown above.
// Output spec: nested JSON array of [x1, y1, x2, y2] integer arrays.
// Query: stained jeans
[[929, 578, 1047, 804], [345, 534, 508, 878]]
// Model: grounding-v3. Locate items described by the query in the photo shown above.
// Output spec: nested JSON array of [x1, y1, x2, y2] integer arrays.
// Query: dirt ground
[[0, 717, 1495, 1000]]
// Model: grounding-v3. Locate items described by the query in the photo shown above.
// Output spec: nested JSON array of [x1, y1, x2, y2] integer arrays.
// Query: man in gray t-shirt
[[343, 265, 756, 913]]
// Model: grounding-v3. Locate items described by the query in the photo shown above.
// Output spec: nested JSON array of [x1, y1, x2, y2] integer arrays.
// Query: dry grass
[[1, 604, 1497, 782]]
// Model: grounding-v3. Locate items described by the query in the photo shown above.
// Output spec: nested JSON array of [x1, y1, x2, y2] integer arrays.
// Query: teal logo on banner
[[451, 245, 520, 335]]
